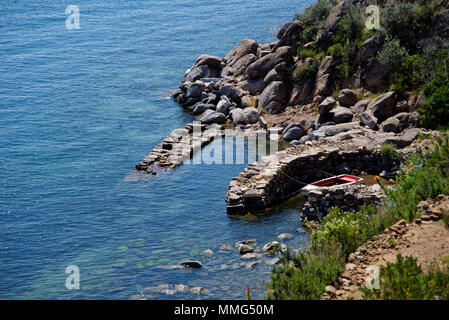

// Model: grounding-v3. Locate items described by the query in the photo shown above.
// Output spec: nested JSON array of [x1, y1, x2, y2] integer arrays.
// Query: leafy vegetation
[[362, 254, 449, 300], [419, 69, 449, 129], [380, 143, 402, 163], [267, 133, 449, 300], [377, 35, 408, 69], [293, 60, 318, 85], [294, 0, 334, 49]]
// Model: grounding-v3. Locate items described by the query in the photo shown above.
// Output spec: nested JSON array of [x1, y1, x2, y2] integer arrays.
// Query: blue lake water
[[0, 0, 314, 299]]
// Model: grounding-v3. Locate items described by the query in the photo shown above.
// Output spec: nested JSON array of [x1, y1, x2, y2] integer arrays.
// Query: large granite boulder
[[222, 39, 259, 76], [314, 56, 333, 97], [359, 111, 378, 129], [186, 81, 206, 98], [200, 111, 226, 124], [192, 103, 215, 116], [219, 85, 242, 104], [365, 61, 391, 89], [318, 97, 337, 114], [243, 107, 259, 124], [366, 91, 397, 122], [350, 99, 371, 114], [245, 46, 294, 79], [337, 89, 358, 107], [259, 81, 289, 113], [329, 107, 354, 124], [282, 127, 306, 141], [380, 116, 400, 133]]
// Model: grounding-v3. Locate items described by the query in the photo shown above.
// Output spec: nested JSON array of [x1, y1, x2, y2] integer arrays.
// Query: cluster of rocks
[[172, 37, 298, 126], [225, 135, 417, 215], [305, 89, 420, 144], [302, 184, 385, 221], [322, 194, 449, 300], [234, 238, 288, 268], [132, 283, 207, 299], [135, 122, 223, 173]]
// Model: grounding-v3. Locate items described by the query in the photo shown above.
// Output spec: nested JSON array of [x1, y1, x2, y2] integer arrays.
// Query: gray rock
[[200, 111, 226, 124], [190, 287, 208, 294], [360, 35, 383, 62], [224, 39, 259, 72], [309, 129, 326, 140], [216, 98, 232, 115], [277, 233, 293, 240], [243, 107, 259, 124], [318, 97, 337, 114], [365, 61, 391, 89], [282, 127, 305, 141], [259, 81, 289, 110], [180, 260, 202, 268], [385, 128, 421, 148], [265, 257, 280, 265], [337, 89, 358, 106], [262, 241, 279, 254], [381, 116, 400, 133], [175, 284, 189, 292], [219, 85, 242, 104], [238, 78, 265, 95], [244, 260, 260, 269], [351, 99, 371, 114], [222, 53, 257, 76], [238, 244, 254, 255], [277, 21, 304, 46], [366, 92, 397, 122], [202, 93, 219, 105], [282, 122, 305, 136], [314, 56, 333, 96], [329, 107, 354, 123], [359, 111, 378, 129], [203, 249, 213, 256], [265, 101, 284, 114], [195, 54, 225, 69], [288, 82, 313, 106], [245, 46, 294, 79], [186, 82, 206, 98], [184, 65, 220, 83], [263, 68, 282, 86], [235, 239, 257, 246], [193, 103, 215, 116], [394, 112, 410, 130], [324, 122, 360, 136], [229, 108, 245, 125]]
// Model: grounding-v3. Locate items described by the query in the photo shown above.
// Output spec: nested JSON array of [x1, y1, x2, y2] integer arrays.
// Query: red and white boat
[[301, 174, 363, 196]]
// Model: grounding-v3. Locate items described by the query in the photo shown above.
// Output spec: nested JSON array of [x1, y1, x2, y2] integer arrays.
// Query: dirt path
[[322, 195, 449, 300]]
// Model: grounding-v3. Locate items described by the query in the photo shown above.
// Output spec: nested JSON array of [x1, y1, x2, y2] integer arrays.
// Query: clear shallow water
[[0, 0, 314, 299]]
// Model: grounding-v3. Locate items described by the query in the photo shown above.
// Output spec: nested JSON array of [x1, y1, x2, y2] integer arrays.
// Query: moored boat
[[301, 174, 363, 196]]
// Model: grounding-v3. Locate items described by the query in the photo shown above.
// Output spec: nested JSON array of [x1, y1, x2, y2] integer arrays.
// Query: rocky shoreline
[[135, 0, 445, 217]]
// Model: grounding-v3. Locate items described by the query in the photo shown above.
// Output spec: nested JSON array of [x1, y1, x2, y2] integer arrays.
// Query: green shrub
[[377, 35, 408, 69], [381, 0, 431, 51], [267, 134, 449, 300], [380, 143, 402, 163], [295, 0, 334, 48], [311, 206, 374, 256], [293, 60, 318, 85], [266, 242, 345, 300], [390, 54, 427, 92], [363, 254, 449, 300], [419, 70, 449, 129]]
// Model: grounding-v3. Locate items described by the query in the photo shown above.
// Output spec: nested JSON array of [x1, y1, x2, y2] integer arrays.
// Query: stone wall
[[301, 184, 385, 221], [226, 139, 397, 215]]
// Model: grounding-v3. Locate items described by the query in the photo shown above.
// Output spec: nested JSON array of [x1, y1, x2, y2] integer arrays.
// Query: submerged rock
[[180, 260, 203, 268]]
